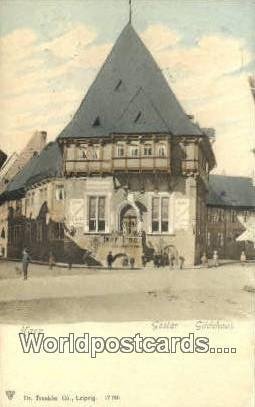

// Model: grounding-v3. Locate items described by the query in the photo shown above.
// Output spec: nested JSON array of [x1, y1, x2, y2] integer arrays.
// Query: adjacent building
[[0, 131, 47, 257], [207, 175, 255, 259]]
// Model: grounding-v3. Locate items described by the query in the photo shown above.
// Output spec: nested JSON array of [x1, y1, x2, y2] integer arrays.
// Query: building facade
[[0, 24, 216, 266], [7, 24, 250, 266]]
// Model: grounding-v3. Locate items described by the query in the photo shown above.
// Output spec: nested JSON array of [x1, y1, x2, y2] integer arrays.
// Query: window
[[116, 144, 125, 157], [151, 196, 169, 233], [161, 197, 169, 232], [56, 185, 65, 201], [115, 80, 123, 91], [143, 144, 152, 156], [92, 116, 100, 127], [129, 145, 139, 157], [80, 147, 88, 159], [152, 197, 160, 232], [91, 146, 100, 160], [1, 228, 5, 239], [88, 196, 106, 232], [158, 144, 166, 157], [134, 112, 142, 123], [50, 223, 64, 241]]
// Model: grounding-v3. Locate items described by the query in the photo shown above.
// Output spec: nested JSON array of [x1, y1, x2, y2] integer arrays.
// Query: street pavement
[[0, 261, 254, 323]]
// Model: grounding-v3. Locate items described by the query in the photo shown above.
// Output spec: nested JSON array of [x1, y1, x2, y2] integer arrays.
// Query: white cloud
[[142, 24, 254, 176], [40, 24, 97, 59], [141, 24, 180, 52], [0, 23, 254, 176], [0, 24, 112, 155]]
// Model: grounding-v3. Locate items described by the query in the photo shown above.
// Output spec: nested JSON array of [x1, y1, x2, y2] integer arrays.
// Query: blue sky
[[0, 0, 254, 175]]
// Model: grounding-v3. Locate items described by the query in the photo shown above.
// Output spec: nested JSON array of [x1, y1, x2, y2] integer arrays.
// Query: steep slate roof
[[58, 23, 202, 139], [208, 175, 255, 208], [1, 142, 62, 200]]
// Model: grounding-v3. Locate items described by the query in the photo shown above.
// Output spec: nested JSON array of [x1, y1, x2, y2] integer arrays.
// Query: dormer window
[[79, 146, 88, 159], [91, 145, 100, 160], [92, 116, 100, 127], [134, 111, 142, 123], [129, 145, 139, 157], [143, 144, 152, 156], [116, 143, 125, 157], [158, 144, 166, 157], [115, 80, 123, 91]]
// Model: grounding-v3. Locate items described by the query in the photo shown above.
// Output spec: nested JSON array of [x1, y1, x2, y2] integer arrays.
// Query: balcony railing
[[65, 155, 170, 174]]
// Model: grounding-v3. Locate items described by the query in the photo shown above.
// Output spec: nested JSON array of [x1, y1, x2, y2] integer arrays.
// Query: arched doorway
[[120, 204, 138, 235]]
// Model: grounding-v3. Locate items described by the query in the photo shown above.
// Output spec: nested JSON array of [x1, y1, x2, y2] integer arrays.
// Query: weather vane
[[129, 0, 132, 24]]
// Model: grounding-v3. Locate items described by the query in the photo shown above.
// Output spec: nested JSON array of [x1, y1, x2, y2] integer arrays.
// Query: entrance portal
[[120, 205, 138, 235]]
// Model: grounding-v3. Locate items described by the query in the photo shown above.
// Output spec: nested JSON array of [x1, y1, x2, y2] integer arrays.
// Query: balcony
[[65, 155, 170, 175]]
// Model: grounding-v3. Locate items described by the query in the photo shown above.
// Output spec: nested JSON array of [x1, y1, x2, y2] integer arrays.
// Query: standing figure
[[49, 252, 55, 270], [130, 257, 135, 269], [213, 250, 219, 267], [141, 254, 146, 268], [107, 251, 114, 269], [201, 252, 208, 268], [179, 256, 185, 270], [163, 251, 169, 267], [240, 251, 246, 266], [170, 254, 175, 269], [22, 248, 31, 280]]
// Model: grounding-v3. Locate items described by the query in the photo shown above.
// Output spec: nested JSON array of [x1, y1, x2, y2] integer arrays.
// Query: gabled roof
[[1, 142, 62, 200], [58, 23, 202, 140], [208, 175, 255, 208]]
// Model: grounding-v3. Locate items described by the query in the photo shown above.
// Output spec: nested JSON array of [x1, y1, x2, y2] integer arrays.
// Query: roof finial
[[129, 0, 132, 24]]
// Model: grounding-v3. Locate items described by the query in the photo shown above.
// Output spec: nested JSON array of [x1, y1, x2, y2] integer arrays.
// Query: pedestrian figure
[[213, 250, 219, 267], [155, 253, 160, 268], [141, 254, 146, 268], [49, 252, 55, 270], [130, 257, 135, 269], [22, 248, 31, 280], [201, 252, 208, 268], [170, 254, 175, 268], [122, 256, 129, 267], [107, 251, 114, 269], [67, 253, 72, 270], [240, 251, 246, 266], [163, 251, 169, 267], [179, 256, 185, 270]]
